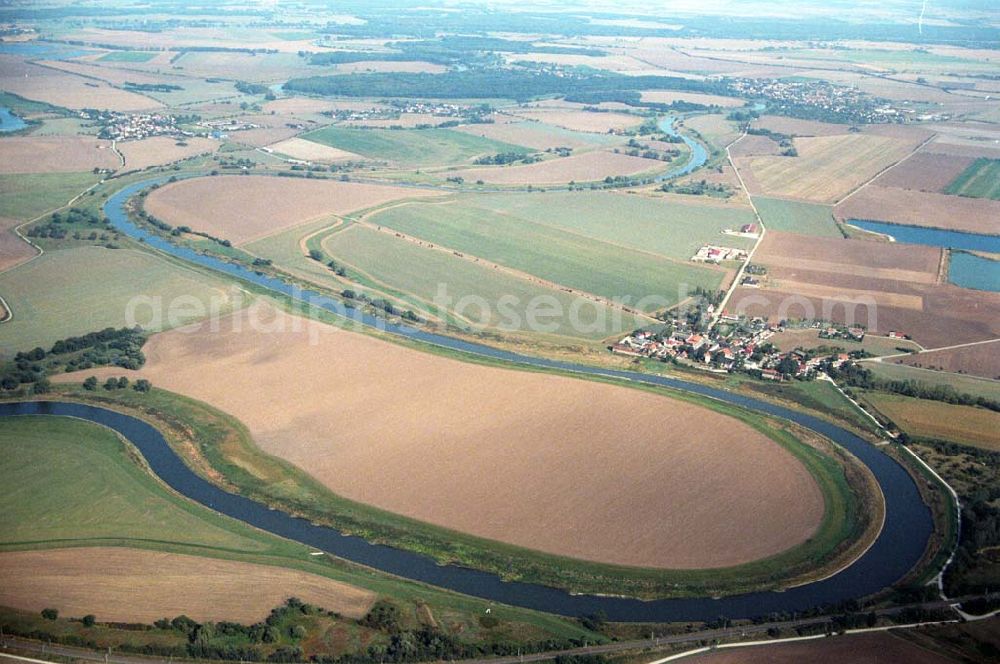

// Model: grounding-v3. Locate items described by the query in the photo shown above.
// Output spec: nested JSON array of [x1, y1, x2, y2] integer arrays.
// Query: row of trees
[[82, 375, 151, 392], [829, 362, 1000, 412]]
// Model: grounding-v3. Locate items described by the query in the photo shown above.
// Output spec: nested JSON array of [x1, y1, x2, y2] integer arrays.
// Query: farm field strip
[[299, 125, 531, 167], [143, 175, 443, 246], [0, 172, 102, 222], [751, 196, 841, 237], [744, 133, 916, 204], [450, 150, 668, 185], [118, 136, 219, 171], [510, 108, 642, 133], [885, 338, 1000, 381], [763, 255, 939, 284], [366, 200, 729, 311], [322, 222, 647, 338], [765, 280, 924, 310], [0, 547, 376, 624], [945, 158, 1000, 200], [0, 56, 162, 112], [834, 185, 1000, 236], [865, 362, 1000, 401], [454, 119, 620, 150], [455, 192, 757, 261], [0, 136, 120, 174], [870, 151, 974, 193], [859, 392, 1000, 450], [0, 246, 244, 356]]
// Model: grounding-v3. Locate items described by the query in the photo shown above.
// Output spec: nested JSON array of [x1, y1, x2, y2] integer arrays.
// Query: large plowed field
[[0, 547, 375, 623], [69, 304, 825, 570], [143, 175, 442, 245]]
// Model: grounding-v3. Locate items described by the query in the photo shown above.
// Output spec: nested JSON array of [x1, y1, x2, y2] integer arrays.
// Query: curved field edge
[[0, 413, 596, 642], [39, 369, 883, 600]]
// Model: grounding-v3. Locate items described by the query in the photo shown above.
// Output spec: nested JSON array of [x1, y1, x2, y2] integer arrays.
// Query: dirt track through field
[[0, 547, 376, 623], [65, 304, 825, 570]]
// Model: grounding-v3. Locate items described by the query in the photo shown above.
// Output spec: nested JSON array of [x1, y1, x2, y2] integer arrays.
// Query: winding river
[[0, 175, 935, 623]]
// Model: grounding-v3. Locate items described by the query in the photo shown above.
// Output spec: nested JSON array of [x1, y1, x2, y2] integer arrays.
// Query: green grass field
[[0, 408, 594, 644], [366, 195, 733, 311], [0, 91, 63, 117], [945, 158, 1000, 200], [98, 51, 158, 63], [467, 191, 757, 260], [0, 172, 100, 221], [0, 415, 272, 553], [0, 246, 242, 356], [320, 224, 644, 339], [866, 361, 1000, 401], [300, 126, 530, 166], [752, 196, 841, 237]]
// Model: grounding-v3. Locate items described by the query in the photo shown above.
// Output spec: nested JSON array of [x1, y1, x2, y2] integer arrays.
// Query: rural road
[[0, 595, 992, 664]]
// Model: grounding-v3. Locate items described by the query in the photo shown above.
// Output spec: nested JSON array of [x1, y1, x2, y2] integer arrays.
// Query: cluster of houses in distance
[[86, 110, 185, 141], [612, 316, 867, 382]]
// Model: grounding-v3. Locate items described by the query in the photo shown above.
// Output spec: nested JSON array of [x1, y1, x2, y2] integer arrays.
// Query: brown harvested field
[[732, 285, 1000, 349], [753, 115, 849, 136], [729, 134, 782, 158], [925, 139, 1000, 159], [507, 53, 660, 74], [228, 125, 303, 148], [66, 304, 825, 570], [0, 56, 161, 111], [0, 136, 119, 174], [118, 136, 218, 171], [63, 27, 316, 54], [871, 151, 974, 193], [862, 393, 1000, 449], [0, 218, 35, 273], [330, 60, 447, 74], [341, 112, 446, 128], [262, 98, 383, 116], [681, 114, 742, 150], [728, 231, 1000, 347], [770, 328, 921, 356], [926, 123, 1000, 154], [268, 137, 361, 162], [836, 185, 1000, 235], [891, 340, 1000, 381], [37, 58, 190, 89], [512, 108, 642, 133], [144, 175, 442, 245], [757, 231, 941, 276], [638, 90, 745, 107], [0, 547, 376, 623], [454, 120, 603, 150], [744, 133, 917, 203], [454, 151, 665, 185], [685, 632, 958, 664]]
